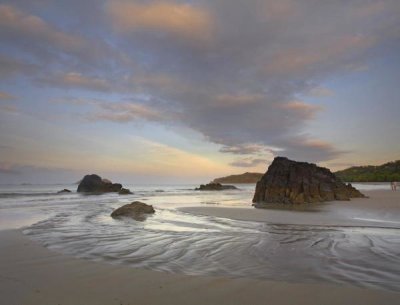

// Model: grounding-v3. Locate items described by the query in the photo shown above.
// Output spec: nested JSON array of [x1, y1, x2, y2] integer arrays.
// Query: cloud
[[307, 87, 334, 98], [278, 138, 347, 163], [0, 3, 132, 74], [0, 162, 19, 174], [50, 97, 99, 106], [40, 70, 184, 94], [0, 91, 16, 100], [0, 54, 37, 79], [262, 0, 300, 21], [1, 0, 400, 167], [214, 94, 263, 107], [353, 1, 386, 18], [39, 72, 114, 92], [0, 4, 85, 57], [0, 163, 84, 184], [323, 161, 357, 171], [230, 157, 269, 168], [219, 143, 268, 155], [280, 101, 323, 120], [108, 0, 397, 162], [0, 104, 18, 114], [264, 35, 376, 77], [88, 102, 163, 123], [106, 0, 214, 43]]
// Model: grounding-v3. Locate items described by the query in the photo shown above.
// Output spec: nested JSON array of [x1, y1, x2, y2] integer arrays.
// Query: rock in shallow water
[[77, 174, 123, 193], [252, 157, 365, 205], [111, 201, 155, 221], [118, 188, 133, 195], [57, 189, 71, 194], [195, 183, 238, 191]]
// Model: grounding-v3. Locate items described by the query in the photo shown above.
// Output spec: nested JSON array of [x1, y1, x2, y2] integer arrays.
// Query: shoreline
[[1, 229, 399, 305], [179, 190, 400, 228]]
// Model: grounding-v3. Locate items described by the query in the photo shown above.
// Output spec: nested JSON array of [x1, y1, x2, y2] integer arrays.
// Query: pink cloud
[[0, 4, 85, 53], [106, 0, 214, 43], [0, 91, 16, 100], [280, 101, 323, 120], [265, 35, 376, 75], [88, 102, 163, 123]]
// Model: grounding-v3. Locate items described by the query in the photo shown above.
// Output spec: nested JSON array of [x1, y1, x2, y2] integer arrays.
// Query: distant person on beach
[[391, 181, 397, 191]]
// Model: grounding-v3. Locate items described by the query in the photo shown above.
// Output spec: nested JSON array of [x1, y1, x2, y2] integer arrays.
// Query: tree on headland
[[335, 160, 400, 182]]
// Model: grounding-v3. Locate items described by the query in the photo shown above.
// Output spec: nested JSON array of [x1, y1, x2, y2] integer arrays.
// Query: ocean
[[0, 182, 399, 292]]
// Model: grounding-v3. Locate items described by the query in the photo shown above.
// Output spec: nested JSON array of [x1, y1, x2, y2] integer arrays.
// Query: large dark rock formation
[[196, 183, 238, 191], [253, 157, 365, 205], [77, 174, 123, 193], [111, 201, 155, 221]]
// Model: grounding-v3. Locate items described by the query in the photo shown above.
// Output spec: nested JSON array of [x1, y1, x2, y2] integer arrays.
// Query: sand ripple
[[24, 202, 400, 292]]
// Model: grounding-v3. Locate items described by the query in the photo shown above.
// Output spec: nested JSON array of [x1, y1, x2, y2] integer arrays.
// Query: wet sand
[[180, 190, 400, 228], [0, 232, 399, 304], [1, 190, 399, 304]]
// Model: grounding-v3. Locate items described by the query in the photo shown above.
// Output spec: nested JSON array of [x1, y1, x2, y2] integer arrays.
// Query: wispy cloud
[[0, 91, 16, 100], [40, 72, 114, 92], [106, 0, 214, 44], [0, 104, 18, 114], [50, 97, 100, 106], [0, 162, 19, 174], [280, 101, 323, 120], [214, 94, 263, 108], [88, 102, 163, 123], [219, 143, 268, 155], [308, 87, 334, 98], [278, 138, 348, 163], [0, 54, 37, 79], [0, 4, 86, 58], [230, 157, 269, 168], [0, 3, 133, 75]]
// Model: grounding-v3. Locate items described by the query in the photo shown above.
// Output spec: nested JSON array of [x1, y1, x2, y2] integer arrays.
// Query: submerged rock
[[253, 157, 365, 205], [77, 174, 123, 193], [111, 201, 155, 221], [57, 189, 71, 194], [195, 183, 238, 191], [118, 188, 133, 195]]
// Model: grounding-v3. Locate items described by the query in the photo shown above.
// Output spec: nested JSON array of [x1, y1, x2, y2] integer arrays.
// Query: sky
[[0, 0, 399, 184]]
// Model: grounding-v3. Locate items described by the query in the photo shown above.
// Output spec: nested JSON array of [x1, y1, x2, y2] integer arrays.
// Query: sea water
[[0, 182, 399, 292]]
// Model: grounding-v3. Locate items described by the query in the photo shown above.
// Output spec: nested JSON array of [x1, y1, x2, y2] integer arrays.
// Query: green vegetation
[[212, 172, 263, 184], [335, 160, 400, 182]]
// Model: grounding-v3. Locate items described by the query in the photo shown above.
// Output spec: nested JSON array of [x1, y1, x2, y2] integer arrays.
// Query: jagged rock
[[77, 174, 123, 193], [111, 201, 155, 221], [252, 157, 365, 206], [57, 189, 71, 194], [195, 183, 238, 191], [118, 188, 133, 195]]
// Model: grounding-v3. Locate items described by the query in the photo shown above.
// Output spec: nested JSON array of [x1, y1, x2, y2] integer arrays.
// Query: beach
[[1, 186, 399, 304], [180, 190, 400, 227], [1, 229, 399, 305]]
